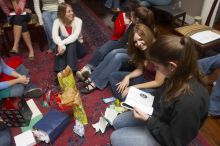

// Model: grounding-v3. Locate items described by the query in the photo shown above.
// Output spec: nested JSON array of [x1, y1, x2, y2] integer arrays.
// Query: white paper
[[9, 12, 27, 16], [14, 130, 36, 146], [73, 120, 85, 137], [104, 108, 119, 125], [26, 99, 42, 118], [92, 117, 108, 133], [121, 87, 154, 115], [190, 30, 220, 44], [92, 107, 119, 133]]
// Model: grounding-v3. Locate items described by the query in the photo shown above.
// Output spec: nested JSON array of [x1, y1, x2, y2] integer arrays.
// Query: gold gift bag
[[57, 66, 88, 125], [57, 66, 76, 90]]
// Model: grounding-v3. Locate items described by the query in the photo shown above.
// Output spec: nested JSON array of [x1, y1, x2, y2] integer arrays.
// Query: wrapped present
[[33, 109, 70, 143], [0, 98, 32, 127]]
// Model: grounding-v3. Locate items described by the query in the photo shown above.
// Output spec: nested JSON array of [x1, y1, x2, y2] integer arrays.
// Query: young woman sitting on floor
[[0, 54, 42, 99], [110, 35, 209, 146], [80, 7, 160, 94], [108, 23, 164, 100], [75, 0, 140, 81], [52, 2, 85, 72]]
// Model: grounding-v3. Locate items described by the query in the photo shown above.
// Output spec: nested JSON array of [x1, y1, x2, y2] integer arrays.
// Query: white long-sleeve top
[[52, 16, 83, 50], [33, 0, 64, 25]]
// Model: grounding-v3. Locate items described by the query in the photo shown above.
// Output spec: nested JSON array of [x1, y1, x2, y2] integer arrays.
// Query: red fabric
[[65, 26, 72, 35], [144, 62, 156, 81], [0, 56, 22, 81], [111, 12, 126, 40], [17, 0, 26, 15]]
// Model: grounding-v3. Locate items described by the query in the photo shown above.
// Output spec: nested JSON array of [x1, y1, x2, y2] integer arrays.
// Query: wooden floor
[[81, 0, 220, 145]]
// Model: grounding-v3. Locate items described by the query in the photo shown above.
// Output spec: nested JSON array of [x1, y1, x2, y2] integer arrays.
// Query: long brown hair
[[148, 35, 205, 101], [128, 24, 155, 66], [133, 6, 156, 36], [57, 3, 74, 25]]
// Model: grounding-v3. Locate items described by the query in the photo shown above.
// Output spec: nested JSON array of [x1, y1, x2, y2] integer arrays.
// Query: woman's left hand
[[133, 107, 150, 121]]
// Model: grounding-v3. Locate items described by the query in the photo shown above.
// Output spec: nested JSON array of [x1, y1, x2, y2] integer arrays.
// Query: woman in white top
[[52, 2, 85, 72]]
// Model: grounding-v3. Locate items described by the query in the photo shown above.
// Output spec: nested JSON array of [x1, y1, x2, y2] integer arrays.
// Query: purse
[[33, 109, 70, 143]]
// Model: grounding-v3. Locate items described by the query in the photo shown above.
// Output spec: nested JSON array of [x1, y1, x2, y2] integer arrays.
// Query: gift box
[[33, 109, 70, 143], [0, 98, 32, 127]]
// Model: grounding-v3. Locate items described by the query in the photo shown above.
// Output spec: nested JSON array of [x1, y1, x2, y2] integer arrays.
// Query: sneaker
[[24, 84, 42, 98], [76, 66, 91, 81]]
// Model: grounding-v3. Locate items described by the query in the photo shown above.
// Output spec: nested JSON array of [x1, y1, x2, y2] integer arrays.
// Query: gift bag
[[0, 98, 32, 127], [57, 65, 76, 90], [57, 66, 88, 125], [33, 109, 70, 143]]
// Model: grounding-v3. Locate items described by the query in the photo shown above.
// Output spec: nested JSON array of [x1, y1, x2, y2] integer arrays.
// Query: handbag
[[33, 109, 70, 143], [0, 98, 32, 127]]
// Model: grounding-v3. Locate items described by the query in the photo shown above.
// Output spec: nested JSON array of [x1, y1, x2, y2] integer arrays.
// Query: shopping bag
[[33, 109, 70, 143], [0, 98, 32, 127]]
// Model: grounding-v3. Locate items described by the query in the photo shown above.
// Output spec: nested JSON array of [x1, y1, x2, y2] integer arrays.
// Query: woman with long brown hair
[[52, 2, 85, 72], [111, 35, 209, 146]]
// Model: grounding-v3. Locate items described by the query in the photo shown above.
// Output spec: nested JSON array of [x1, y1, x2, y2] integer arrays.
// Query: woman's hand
[[18, 75, 30, 84], [133, 107, 150, 121], [116, 76, 130, 93], [56, 46, 65, 56], [121, 87, 130, 98]]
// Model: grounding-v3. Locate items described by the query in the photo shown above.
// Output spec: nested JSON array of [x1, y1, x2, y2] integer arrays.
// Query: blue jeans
[[42, 11, 57, 50], [138, 0, 171, 6], [105, 0, 120, 9], [0, 64, 29, 99], [109, 71, 156, 100], [0, 127, 12, 146], [209, 75, 220, 115], [111, 111, 161, 146], [54, 41, 78, 72], [91, 49, 129, 89], [197, 54, 220, 115], [198, 54, 220, 75], [87, 40, 126, 70]]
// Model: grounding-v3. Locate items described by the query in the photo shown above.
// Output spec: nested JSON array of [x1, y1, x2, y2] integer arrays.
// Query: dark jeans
[[54, 41, 85, 72], [0, 123, 12, 146]]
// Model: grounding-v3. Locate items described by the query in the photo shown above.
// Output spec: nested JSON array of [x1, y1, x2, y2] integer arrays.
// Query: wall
[[174, 0, 205, 24]]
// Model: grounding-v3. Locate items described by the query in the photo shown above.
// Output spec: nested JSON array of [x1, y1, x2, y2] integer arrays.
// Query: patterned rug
[[7, 1, 211, 146]]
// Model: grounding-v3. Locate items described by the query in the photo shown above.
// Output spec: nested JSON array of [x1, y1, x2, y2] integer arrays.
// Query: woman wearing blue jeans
[[0, 57, 42, 99], [33, 0, 64, 53], [138, 0, 171, 6], [198, 54, 220, 117], [111, 35, 209, 146], [121, 0, 171, 9]]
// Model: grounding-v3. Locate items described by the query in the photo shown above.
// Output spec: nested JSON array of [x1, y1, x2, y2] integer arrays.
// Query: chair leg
[[182, 13, 186, 26]]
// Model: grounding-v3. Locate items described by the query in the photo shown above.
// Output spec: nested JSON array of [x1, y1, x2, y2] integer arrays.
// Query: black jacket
[[147, 78, 209, 146]]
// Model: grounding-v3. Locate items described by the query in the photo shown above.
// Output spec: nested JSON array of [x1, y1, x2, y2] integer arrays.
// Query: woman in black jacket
[[111, 35, 209, 146]]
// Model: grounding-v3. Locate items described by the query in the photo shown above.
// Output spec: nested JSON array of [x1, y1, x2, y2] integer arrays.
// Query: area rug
[[6, 1, 211, 146]]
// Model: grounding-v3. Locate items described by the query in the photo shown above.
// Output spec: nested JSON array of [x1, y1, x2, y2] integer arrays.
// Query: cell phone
[[102, 97, 116, 103]]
